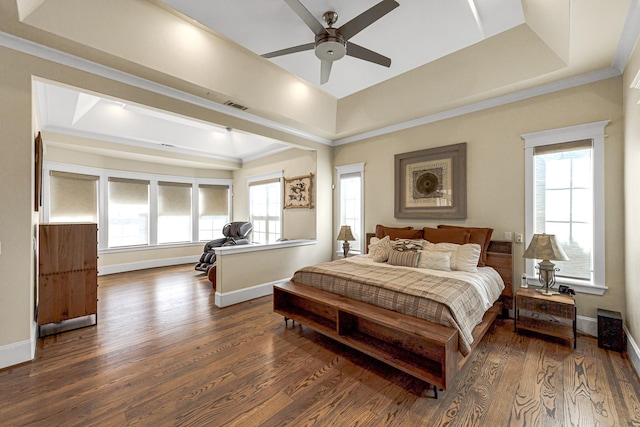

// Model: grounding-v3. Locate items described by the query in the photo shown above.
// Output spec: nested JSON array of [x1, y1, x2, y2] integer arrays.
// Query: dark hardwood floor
[[1, 264, 639, 426]]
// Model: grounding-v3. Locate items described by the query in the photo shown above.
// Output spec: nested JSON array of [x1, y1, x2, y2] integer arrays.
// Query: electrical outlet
[[503, 232, 512, 241], [515, 233, 523, 243]]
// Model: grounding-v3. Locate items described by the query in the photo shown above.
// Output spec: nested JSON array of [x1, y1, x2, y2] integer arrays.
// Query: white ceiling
[[161, 0, 525, 99], [35, 81, 292, 165]]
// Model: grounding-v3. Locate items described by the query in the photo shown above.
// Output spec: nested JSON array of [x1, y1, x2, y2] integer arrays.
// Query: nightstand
[[514, 287, 576, 348]]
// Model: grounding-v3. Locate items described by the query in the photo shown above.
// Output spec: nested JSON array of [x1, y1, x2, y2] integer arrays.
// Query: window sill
[[100, 241, 202, 254], [524, 276, 608, 296]]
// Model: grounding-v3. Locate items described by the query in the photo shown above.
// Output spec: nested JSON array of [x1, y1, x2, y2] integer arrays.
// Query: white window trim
[[43, 161, 232, 252], [521, 120, 609, 295], [336, 162, 365, 256], [247, 170, 283, 243]]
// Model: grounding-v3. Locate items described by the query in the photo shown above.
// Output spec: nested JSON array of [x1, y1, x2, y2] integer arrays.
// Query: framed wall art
[[284, 173, 313, 209], [394, 143, 467, 219]]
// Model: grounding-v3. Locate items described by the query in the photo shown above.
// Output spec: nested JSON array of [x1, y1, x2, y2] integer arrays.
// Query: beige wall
[[624, 40, 640, 347], [334, 77, 625, 319], [0, 47, 36, 348], [45, 143, 234, 178], [233, 148, 319, 240], [216, 244, 320, 294]]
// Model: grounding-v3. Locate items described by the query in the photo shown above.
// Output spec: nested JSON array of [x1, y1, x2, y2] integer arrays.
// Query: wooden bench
[[274, 281, 460, 392]]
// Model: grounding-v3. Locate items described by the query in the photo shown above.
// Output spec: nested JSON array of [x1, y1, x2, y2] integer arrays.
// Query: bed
[[273, 225, 513, 395]]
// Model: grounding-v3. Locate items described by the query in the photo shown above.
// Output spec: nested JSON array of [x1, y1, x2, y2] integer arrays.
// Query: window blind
[[49, 171, 99, 222]]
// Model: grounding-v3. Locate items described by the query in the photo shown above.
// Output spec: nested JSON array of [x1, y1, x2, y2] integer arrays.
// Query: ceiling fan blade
[[338, 0, 399, 41], [261, 42, 315, 58], [346, 42, 391, 67], [320, 60, 332, 84], [284, 0, 329, 36]]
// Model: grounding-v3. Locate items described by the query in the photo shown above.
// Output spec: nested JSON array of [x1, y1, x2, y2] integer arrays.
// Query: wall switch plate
[[515, 233, 523, 243], [503, 232, 512, 241]]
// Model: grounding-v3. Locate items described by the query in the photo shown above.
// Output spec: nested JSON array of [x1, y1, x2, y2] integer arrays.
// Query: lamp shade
[[336, 225, 355, 241], [523, 233, 569, 261]]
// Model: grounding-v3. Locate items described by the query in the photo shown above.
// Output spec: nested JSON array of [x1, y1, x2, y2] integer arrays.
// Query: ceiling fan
[[262, 0, 399, 84]]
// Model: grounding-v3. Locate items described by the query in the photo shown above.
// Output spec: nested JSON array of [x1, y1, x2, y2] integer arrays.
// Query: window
[[336, 163, 364, 255], [199, 184, 230, 241], [49, 171, 98, 223], [157, 181, 192, 244], [108, 178, 150, 247], [45, 163, 232, 251], [248, 172, 282, 244], [522, 121, 608, 294]]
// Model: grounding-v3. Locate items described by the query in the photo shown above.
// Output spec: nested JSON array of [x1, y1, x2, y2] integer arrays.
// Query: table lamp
[[523, 233, 569, 296], [336, 225, 356, 258]]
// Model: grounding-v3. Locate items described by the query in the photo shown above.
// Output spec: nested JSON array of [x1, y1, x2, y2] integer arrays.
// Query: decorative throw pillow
[[387, 249, 420, 267], [432, 242, 481, 272], [392, 238, 424, 252], [453, 243, 481, 272], [369, 236, 392, 262], [417, 250, 452, 271], [367, 236, 380, 254]]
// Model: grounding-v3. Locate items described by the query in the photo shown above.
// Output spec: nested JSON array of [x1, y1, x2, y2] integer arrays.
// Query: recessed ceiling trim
[[0, 30, 332, 146], [612, 0, 640, 72]]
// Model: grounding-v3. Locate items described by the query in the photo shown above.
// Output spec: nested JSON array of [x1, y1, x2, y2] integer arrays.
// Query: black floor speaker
[[597, 308, 626, 352]]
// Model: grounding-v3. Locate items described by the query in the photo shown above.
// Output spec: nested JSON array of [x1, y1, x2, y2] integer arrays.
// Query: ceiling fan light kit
[[314, 29, 346, 62], [262, 0, 399, 84]]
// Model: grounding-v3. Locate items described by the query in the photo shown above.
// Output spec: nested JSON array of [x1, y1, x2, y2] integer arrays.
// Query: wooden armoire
[[38, 223, 98, 336]]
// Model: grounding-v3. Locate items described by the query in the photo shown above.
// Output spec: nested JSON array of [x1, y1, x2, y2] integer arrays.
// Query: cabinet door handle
[[540, 304, 546, 311]]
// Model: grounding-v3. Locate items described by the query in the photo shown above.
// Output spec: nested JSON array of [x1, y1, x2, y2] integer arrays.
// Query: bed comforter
[[290, 256, 504, 356]]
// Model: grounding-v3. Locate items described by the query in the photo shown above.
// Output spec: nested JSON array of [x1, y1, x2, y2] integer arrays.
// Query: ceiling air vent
[[224, 100, 248, 111]]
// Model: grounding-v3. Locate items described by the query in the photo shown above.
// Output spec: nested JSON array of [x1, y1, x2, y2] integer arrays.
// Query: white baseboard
[[98, 256, 196, 276], [214, 279, 287, 308], [624, 326, 640, 378], [0, 337, 36, 370], [577, 315, 598, 337]]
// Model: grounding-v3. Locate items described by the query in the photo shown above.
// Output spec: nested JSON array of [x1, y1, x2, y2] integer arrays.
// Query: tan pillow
[[423, 227, 471, 245], [388, 250, 420, 267], [437, 225, 493, 266], [418, 250, 452, 271], [375, 224, 423, 240], [369, 236, 392, 262]]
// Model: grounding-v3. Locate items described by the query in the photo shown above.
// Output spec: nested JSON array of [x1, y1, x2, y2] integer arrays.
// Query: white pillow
[[368, 236, 380, 254], [418, 250, 452, 271], [432, 242, 480, 272], [369, 236, 392, 262], [453, 243, 481, 272]]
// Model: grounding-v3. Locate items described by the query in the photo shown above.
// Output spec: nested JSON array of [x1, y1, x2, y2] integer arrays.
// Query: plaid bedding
[[291, 258, 492, 356]]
